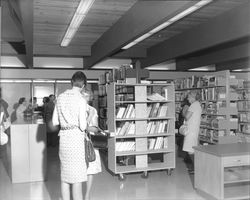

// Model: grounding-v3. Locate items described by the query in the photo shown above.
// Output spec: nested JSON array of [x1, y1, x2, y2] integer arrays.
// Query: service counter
[[5, 118, 47, 183]]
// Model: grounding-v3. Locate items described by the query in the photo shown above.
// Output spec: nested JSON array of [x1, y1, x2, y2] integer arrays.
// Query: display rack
[[174, 70, 239, 144], [106, 82, 175, 180]]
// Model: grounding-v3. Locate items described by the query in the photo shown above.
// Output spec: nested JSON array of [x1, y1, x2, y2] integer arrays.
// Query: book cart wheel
[[118, 173, 126, 181], [141, 171, 149, 179], [166, 169, 173, 176]]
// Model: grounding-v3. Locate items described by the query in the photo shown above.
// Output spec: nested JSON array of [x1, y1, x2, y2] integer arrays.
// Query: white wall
[[0, 68, 106, 79]]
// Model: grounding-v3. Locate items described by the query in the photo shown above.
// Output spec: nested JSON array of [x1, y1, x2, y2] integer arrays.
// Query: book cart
[[175, 70, 239, 144], [106, 82, 175, 180]]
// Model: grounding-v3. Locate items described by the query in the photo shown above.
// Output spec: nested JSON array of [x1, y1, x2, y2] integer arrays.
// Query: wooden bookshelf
[[174, 70, 239, 144], [107, 82, 175, 180], [236, 80, 250, 143]]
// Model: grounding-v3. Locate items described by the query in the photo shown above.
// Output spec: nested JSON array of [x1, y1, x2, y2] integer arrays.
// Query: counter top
[[193, 143, 250, 157]]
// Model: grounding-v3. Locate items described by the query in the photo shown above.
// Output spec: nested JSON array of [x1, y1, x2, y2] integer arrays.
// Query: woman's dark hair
[[71, 71, 87, 88], [18, 97, 26, 104]]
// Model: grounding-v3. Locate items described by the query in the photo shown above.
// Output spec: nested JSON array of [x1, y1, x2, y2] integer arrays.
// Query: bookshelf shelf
[[115, 117, 174, 121], [115, 100, 173, 104], [116, 149, 173, 156], [115, 133, 173, 139], [115, 161, 174, 174], [107, 82, 175, 179]]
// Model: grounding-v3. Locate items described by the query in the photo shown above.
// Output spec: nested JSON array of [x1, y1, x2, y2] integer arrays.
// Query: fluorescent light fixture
[[0, 79, 32, 83], [33, 80, 56, 83], [146, 60, 176, 71], [87, 80, 99, 83], [232, 69, 243, 72], [122, 0, 212, 50], [61, 0, 95, 47], [188, 65, 215, 71], [42, 65, 77, 68], [56, 80, 71, 83]]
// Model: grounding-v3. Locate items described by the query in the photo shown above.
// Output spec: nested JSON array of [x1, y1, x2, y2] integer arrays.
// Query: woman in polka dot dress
[[52, 71, 88, 200]]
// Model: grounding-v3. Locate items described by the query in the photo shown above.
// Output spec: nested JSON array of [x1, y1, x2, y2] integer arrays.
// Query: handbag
[[85, 132, 96, 168], [90, 131, 108, 149], [179, 123, 188, 136]]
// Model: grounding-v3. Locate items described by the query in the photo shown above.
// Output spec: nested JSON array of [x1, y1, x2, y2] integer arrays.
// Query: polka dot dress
[[55, 87, 88, 184]]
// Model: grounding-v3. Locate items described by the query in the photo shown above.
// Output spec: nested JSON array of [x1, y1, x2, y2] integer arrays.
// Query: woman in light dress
[[52, 71, 88, 200], [183, 90, 202, 174], [82, 88, 102, 200]]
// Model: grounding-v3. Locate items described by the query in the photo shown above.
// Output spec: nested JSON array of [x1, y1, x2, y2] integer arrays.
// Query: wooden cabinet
[[194, 143, 250, 200], [107, 83, 175, 179]]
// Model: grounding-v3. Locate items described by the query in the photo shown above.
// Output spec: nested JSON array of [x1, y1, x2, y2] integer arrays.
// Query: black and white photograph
[[0, 0, 249, 200]]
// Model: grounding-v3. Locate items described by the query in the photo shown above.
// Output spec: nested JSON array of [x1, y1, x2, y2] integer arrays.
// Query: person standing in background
[[16, 97, 28, 120], [182, 91, 202, 174], [45, 94, 58, 147], [82, 88, 102, 200], [52, 71, 88, 200]]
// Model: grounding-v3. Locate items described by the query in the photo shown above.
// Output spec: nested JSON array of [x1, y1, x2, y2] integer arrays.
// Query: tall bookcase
[[107, 82, 175, 180], [174, 70, 239, 144], [237, 80, 250, 143]]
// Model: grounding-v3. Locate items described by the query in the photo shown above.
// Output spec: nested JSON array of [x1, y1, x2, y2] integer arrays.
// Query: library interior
[[0, 1, 250, 200]]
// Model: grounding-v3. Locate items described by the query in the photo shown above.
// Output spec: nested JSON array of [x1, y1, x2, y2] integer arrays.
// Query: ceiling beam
[[18, 0, 33, 68], [6, 0, 23, 35], [141, 1, 250, 68], [84, 1, 196, 69], [112, 47, 147, 59], [176, 42, 250, 70], [216, 58, 250, 71], [7, 0, 33, 68]]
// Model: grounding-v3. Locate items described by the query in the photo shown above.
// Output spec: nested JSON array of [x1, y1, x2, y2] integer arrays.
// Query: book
[[147, 93, 166, 101], [116, 107, 126, 118], [157, 104, 168, 117], [148, 138, 156, 150]]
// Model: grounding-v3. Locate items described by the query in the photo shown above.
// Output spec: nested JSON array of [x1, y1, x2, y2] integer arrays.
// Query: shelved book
[[116, 104, 135, 119], [148, 137, 168, 150], [147, 103, 169, 118], [116, 141, 135, 151], [116, 122, 135, 136], [147, 120, 170, 134]]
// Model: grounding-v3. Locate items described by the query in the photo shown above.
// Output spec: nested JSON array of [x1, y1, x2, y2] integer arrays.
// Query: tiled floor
[[0, 147, 205, 200]]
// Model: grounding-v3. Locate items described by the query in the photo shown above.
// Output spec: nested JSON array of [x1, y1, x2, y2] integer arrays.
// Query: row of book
[[115, 94, 134, 101], [147, 103, 169, 118], [147, 120, 170, 134], [116, 122, 135, 136], [99, 66, 150, 85], [239, 113, 250, 123], [115, 120, 170, 136], [115, 137, 169, 152], [238, 101, 250, 110], [116, 104, 135, 119], [116, 141, 135, 152], [239, 124, 250, 134], [174, 75, 237, 90], [148, 137, 168, 150], [116, 103, 170, 119]]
